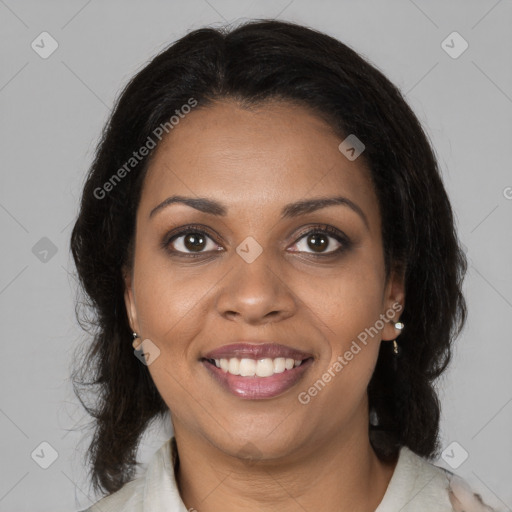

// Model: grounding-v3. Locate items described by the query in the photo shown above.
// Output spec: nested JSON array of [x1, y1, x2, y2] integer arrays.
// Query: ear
[[381, 267, 406, 342], [122, 264, 139, 335]]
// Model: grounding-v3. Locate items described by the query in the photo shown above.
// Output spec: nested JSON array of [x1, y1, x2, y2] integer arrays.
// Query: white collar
[[87, 437, 489, 511]]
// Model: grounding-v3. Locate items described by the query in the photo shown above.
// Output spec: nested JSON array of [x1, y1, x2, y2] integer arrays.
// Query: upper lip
[[202, 342, 314, 361]]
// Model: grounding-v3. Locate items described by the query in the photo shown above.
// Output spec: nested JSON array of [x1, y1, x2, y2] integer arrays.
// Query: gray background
[[1, 0, 511, 510]]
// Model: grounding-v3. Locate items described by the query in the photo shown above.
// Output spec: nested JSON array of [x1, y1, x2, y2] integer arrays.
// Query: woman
[[71, 19, 495, 512]]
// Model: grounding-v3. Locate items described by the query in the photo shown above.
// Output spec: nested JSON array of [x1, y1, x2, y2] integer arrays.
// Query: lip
[[203, 342, 313, 361], [201, 342, 314, 400], [202, 357, 314, 399]]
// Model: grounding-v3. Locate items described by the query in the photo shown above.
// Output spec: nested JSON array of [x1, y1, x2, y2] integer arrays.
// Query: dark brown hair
[[70, 19, 467, 496]]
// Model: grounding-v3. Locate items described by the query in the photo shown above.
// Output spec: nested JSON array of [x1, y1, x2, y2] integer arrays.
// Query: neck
[[173, 420, 398, 512]]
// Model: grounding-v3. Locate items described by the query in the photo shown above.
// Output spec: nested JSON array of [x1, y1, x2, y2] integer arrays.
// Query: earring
[[132, 332, 142, 350], [392, 321, 404, 370]]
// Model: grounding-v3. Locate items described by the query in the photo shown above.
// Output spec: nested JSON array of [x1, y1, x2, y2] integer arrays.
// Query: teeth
[[254, 358, 274, 377], [210, 357, 306, 377], [239, 358, 256, 376], [274, 357, 286, 373], [228, 358, 240, 375]]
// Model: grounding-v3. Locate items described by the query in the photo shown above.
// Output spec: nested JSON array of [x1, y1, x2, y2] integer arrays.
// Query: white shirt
[[82, 437, 495, 511]]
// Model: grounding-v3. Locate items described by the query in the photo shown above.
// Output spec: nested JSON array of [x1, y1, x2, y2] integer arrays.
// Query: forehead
[[139, 100, 378, 223]]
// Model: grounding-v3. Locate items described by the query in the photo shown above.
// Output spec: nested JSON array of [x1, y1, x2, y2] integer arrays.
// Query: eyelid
[[288, 224, 349, 255], [163, 224, 223, 253]]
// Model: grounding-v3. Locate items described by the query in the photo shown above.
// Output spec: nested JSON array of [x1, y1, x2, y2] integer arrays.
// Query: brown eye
[[288, 225, 350, 257], [306, 233, 330, 252], [183, 233, 206, 251], [168, 229, 219, 254], [292, 230, 343, 255]]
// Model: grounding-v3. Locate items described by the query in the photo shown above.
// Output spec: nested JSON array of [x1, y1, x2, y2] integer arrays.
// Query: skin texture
[[124, 100, 405, 511]]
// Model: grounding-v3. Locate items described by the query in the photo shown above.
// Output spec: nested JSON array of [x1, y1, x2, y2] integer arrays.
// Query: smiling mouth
[[202, 356, 313, 377], [200, 341, 315, 399], [201, 355, 314, 399]]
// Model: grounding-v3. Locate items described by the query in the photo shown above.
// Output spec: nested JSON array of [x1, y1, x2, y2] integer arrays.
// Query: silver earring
[[391, 322, 404, 370], [132, 332, 142, 350]]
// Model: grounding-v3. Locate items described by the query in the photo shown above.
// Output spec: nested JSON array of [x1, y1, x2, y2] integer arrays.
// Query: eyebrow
[[149, 195, 369, 229]]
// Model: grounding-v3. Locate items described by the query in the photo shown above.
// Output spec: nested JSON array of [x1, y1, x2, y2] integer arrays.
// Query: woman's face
[[124, 100, 404, 459]]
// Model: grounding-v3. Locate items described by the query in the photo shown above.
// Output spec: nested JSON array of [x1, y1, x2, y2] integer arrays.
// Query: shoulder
[[376, 446, 497, 512], [79, 437, 183, 512], [79, 475, 145, 512]]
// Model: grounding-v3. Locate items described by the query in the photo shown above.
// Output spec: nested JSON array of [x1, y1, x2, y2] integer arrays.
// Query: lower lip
[[202, 358, 314, 399]]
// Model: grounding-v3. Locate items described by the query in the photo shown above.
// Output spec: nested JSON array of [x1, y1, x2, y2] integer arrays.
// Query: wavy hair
[[70, 19, 467, 496]]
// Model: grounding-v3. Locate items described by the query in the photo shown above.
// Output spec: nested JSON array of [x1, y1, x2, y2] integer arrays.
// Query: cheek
[[309, 256, 386, 343], [303, 258, 385, 397], [300, 290, 382, 417], [132, 251, 214, 347], [130, 249, 222, 405], [132, 262, 206, 418]]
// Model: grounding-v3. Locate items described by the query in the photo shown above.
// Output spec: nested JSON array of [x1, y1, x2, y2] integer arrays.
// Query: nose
[[215, 248, 297, 325]]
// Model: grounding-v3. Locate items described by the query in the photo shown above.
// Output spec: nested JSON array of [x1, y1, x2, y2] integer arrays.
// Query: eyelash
[[162, 223, 351, 260]]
